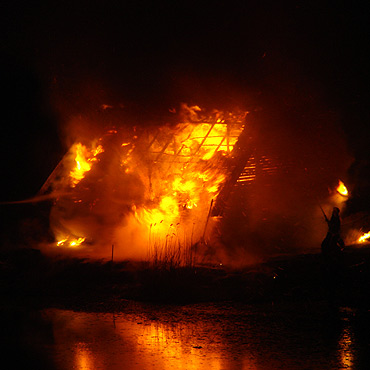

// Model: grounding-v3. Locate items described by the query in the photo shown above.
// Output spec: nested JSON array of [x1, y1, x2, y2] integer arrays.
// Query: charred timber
[[212, 128, 254, 217]]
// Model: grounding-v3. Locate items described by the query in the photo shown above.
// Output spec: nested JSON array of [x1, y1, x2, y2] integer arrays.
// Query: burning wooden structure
[[40, 105, 258, 262], [39, 104, 370, 263]]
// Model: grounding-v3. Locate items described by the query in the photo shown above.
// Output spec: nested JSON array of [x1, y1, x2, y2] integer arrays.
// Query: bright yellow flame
[[69, 143, 104, 186], [69, 237, 86, 247], [185, 199, 197, 209], [91, 144, 104, 157], [337, 180, 348, 196], [358, 231, 370, 243], [137, 196, 180, 229], [57, 238, 68, 246], [70, 143, 92, 186], [57, 237, 86, 248], [179, 122, 240, 161]]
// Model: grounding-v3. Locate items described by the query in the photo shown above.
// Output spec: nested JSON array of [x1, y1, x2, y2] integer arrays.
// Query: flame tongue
[[57, 236, 86, 247], [336, 180, 348, 196], [358, 231, 370, 244], [69, 143, 104, 186]]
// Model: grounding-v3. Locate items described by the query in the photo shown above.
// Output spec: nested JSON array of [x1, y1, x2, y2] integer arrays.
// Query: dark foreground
[[1, 245, 370, 310], [1, 246, 370, 369]]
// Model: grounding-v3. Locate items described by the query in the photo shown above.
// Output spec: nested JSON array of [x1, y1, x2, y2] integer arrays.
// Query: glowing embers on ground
[[48, 106, 247, 259], [336, 180, 349, 197], [57, 236, 86, 248]]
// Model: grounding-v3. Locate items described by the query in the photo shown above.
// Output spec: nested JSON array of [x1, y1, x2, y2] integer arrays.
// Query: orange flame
[[57, 236, 86, 248], [69, 143, 104, 186], [358, 231, 370, 244], [336, 180, 348, 197]]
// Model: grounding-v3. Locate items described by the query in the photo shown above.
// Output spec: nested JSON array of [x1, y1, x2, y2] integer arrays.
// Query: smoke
[[206, 91, 354, 266]]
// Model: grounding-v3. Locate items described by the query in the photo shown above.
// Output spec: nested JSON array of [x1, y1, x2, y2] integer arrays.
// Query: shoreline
[[1, 245, 370, 312]]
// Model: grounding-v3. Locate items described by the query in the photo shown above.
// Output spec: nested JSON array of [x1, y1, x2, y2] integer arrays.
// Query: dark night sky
[[1, 1, 370, 210]]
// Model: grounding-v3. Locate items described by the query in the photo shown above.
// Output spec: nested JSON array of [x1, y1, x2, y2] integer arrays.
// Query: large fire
[[43, 105, 247, 263], [37, 105, 367, 262]]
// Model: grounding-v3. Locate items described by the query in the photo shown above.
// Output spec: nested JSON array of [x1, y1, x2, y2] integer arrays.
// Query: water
[[2, 301, 370, 369]]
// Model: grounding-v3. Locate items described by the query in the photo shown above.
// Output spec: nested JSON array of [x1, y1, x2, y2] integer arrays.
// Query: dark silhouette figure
[[321, 207, 345, 303], [321, 207, 345, 261]]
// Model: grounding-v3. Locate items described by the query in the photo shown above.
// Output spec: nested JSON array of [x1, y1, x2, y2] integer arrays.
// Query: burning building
[[36, 102, 360, 265], [39, 105, 246, 262]]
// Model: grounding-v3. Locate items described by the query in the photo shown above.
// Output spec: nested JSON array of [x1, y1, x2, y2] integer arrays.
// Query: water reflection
[[9, 302, 369, 370], [48, 307, 254, 370], [339, 325, 354, 368], [75, 342, 94, 370]]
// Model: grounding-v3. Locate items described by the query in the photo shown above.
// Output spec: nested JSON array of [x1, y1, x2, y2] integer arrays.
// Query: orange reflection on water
[[338, 325, 355, 369], [131, 322, 223, 370], [75, 342, 94, 370], [40, 305, 367, 370], [47, 308, 258, 370]]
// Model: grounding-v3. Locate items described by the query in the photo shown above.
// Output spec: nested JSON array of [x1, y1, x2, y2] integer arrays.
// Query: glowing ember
[[56, 238, 68, 246], [336, 180, 348, 196], [91, 144, 104, 157], [358, 231, 370, 243], [57, 237, 86, 248], [70, 237, 86, 247]]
